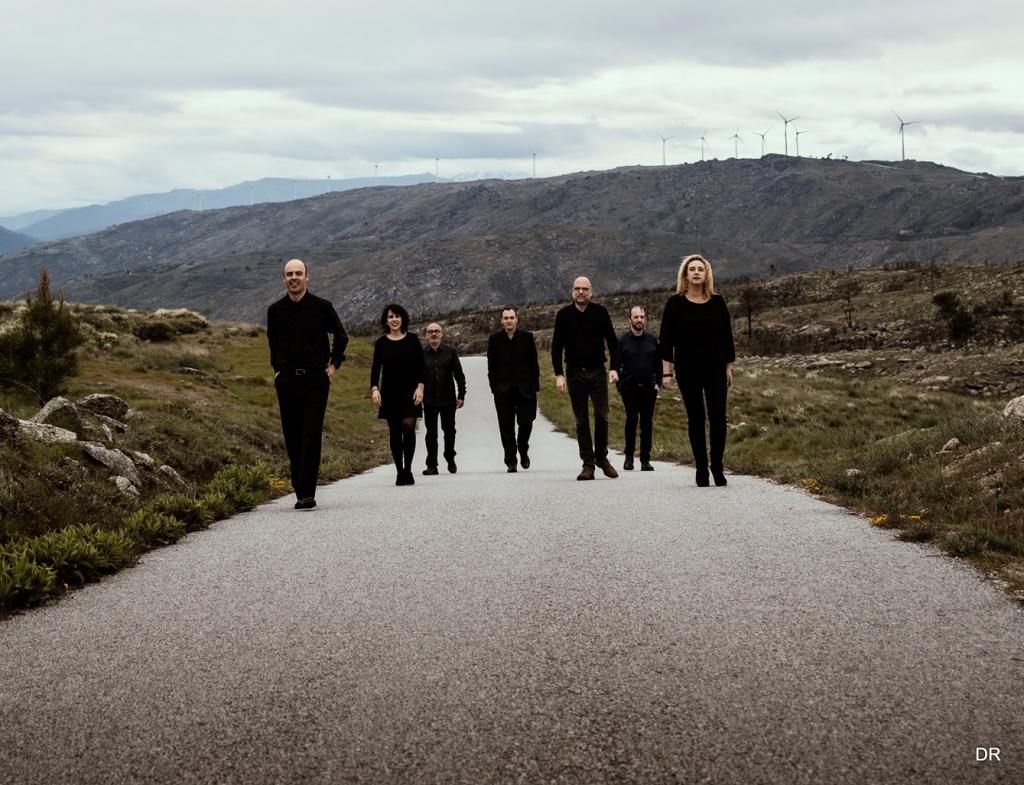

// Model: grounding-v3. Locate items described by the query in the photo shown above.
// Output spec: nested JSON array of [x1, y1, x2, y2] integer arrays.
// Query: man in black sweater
[[422, 322, 466, 476], [551, 276, 621, 480], [615, 306, 660, 471], [267, 259, 348, 510], [487, 306, 540, 472]]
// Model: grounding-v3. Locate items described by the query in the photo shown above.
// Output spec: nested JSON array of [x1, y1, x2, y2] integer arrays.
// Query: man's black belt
[[567, 363, 606, 373], [287, 367, 312, 375]]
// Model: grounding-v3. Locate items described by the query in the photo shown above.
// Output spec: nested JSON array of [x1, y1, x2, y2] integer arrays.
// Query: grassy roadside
[[538, 359, 1024, 600], [1, 311, 389, 617]]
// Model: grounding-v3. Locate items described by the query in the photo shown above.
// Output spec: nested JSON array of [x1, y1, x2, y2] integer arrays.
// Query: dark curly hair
[[380, 303, 410, 334]]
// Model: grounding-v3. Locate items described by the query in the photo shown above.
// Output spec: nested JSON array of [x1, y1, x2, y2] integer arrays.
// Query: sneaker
[[623, 456, 634, 471], [520, 453, 530, 470], [598, 459, 619, 479], [422, 466, 439, 476], [577, 464, 595, 481], [447, 461, 457, 474], [641, 461, 654, 472]]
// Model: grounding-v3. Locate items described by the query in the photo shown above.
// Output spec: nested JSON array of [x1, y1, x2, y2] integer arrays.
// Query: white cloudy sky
[[2, 0, 1022, 214]]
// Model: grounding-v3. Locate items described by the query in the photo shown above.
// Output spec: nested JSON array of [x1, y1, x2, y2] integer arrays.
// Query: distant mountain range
[[0, 226, 36, 255], [0, 174, 442, 243], [1, 156, 1022, 324]]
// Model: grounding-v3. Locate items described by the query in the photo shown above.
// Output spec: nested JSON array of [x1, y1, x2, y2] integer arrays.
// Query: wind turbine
[[435, 157, 440, 178], [373, 163, 379, 178], [894, 111, 920, 161], [531, 151, 539, 178], [756, 127, 771, 157], [659, 134, 673, 166], [697, 129, 710, 162], [793, 125, 809, 158], [776, 111, 799, 156], [729, 127, 743, 159]]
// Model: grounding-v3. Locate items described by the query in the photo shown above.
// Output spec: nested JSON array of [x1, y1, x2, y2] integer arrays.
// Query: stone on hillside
[[94, 413, 128, 433], [854, 361, 873, 369], [82, 442, 140, 486], [131, 451, 156, 468], [157, 464, 187, 488], [845, 468, 864, 478], [920, 375, 952, 386], [111, 476, 140, 500], [31, 397, 84, 436], [75, 394, 129, 421], [1004, 395, 1024, 422], [940, 438, 961, 453], [18, 420, 77, 444]]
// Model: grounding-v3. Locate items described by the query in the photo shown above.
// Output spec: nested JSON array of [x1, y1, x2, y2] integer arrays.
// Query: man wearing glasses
[[421, 322, 466, 475]]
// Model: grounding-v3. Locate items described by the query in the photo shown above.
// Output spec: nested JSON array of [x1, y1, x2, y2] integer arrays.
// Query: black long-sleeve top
[[423, 343, 466, 406], [551, 303, 620, 375], [616, 330, 661, 387], [267, 291, 348, 373], [658, 294, 736, 370], [487, 329, 540, 396]]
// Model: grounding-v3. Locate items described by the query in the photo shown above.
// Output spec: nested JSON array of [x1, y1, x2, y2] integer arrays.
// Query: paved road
[[2, 357, 1023, 784]]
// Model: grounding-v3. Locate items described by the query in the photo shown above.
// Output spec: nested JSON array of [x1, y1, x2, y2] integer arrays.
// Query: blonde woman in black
[[659, 254, 735, 487], [370, 304, 425, 486]]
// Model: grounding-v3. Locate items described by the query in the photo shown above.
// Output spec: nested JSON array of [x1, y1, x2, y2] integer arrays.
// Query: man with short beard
[[615, 305, 660, 471], [267, 259, 348, 510], [551, 276, 620, 481]]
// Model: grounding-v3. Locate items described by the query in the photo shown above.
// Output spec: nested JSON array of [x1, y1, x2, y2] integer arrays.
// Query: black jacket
[[487, 330, 540, 396], [659, 293, 736, 370], [267, 291, 348, 373], [550, 302, 620, 375], [423, 343, 467, 407]]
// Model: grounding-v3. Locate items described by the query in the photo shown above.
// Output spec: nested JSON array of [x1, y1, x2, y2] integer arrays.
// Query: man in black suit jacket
[[487, 306, 540, 472]]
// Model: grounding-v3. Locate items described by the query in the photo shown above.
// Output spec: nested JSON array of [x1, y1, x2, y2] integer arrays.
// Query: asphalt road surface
[[2, 357, 1023, 784]]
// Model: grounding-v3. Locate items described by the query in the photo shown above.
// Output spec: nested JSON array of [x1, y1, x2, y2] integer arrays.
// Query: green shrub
[[0, 545, 57, 613], [943, 528, 990, 557], [134, 320, 177, 343], [123, 510, 187, 549], [26, 524, 136, 587], [205, 463, 272, 512], [150, 493, 214, 533], [197, 491, 233, 521]]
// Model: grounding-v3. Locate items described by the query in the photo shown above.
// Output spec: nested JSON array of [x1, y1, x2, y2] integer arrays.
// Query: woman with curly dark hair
[[370, 303, 425, 485], [659, 254, 735, 487]]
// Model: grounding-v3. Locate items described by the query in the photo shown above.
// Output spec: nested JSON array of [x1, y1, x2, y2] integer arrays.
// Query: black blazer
[[487, 330, 540, 396]]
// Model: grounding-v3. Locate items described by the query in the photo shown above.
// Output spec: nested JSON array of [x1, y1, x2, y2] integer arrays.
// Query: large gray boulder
[[82, 442, 141, 486], [31, 397, 84, 436], [75, 394, 129, 421], [1004, 395, 1024, 422], [18, 421, 78, 444]]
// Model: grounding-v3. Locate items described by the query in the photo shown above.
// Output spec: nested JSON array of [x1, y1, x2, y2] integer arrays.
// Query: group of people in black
[[267, 254, 735, 508]]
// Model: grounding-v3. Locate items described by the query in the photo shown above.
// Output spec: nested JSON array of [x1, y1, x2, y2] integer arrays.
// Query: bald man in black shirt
[[267, 258, 348, 510]]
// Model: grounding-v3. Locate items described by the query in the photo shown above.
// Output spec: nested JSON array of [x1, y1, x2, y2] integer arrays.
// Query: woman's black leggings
[[679, 365, 728, 470], [387, 416, 417, 470]]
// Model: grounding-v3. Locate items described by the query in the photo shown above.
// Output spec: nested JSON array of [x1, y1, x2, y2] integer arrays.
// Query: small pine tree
[[0, 269, 84, 403]]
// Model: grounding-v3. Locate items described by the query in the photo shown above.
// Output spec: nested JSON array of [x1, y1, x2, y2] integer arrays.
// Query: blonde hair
[[676, 254, 715, 297]]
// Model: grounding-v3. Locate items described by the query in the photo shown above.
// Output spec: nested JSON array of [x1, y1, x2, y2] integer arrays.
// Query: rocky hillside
[[2, 156, 1023, 323], [0, 226, 35, 255]]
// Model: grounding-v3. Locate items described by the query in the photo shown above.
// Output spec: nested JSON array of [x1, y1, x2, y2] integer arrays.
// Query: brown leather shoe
[[598, 459, 619, 478], [576, 464, 595, 481]]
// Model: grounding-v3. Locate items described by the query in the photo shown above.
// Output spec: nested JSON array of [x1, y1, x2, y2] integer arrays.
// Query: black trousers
[[566, 366, 609, 467], [275, 371, 330, 499], [619, 383, 658, 462], [423, 403, 457, 467], [679, 365, 728, 470], [493, 389, 536, 466]]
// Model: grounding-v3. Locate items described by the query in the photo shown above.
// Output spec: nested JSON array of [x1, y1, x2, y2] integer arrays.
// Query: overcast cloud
[[1, 0, 1021, 214]]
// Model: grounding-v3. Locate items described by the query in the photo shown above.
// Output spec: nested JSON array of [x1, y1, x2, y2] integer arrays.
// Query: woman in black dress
[[370, 304, 425, 485], [659, 254, 735, 487]]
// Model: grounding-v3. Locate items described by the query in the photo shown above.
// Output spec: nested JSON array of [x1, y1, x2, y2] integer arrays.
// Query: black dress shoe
[[506, 464, 518, 473], [447, 461, 457, 474], [711, 467, 728, 487], [696, 467, 710, 487], [520, 454, 530, 470], [422, 466, 439, 476], [641, 462, 654, 471], [296, 497, 317, 509], [623, 457, 634, 471]]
